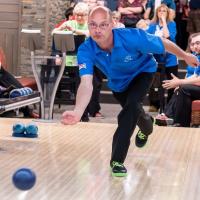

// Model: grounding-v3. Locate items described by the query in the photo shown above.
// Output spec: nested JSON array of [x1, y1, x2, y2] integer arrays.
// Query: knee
[[178, 85, 191, 96]]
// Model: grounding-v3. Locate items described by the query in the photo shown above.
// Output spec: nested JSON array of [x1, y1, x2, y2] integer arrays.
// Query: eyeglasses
[[190, 41, 200, 46], [88, 22, 110, 30], [76, 13, 87, 17]]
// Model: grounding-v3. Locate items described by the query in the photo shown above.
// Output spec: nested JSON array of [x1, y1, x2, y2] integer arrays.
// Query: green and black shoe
[[135, 130, 148, 148], [110, 161, 127, 177]]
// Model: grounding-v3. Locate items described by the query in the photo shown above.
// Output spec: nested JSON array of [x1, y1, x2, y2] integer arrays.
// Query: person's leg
[[0, 67, 23, 88], [164, 90, 178, 118], [175, 85, 200, 127], [137, 109, 153, 134], [154, 91, 178, 126], [148, 70, 161, 111], [110, 73, 153, 176]]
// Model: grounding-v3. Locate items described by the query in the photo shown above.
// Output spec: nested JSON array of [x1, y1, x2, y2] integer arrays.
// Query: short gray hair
[[73, 2, 89, 15]]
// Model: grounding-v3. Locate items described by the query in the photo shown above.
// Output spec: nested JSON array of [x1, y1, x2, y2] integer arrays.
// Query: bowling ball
[[24, 87, 33, 95], [9, 89, 22, 98], [12, 168, 36, 190], [12, 123, 25, 134], [26, 123, 38, 135]]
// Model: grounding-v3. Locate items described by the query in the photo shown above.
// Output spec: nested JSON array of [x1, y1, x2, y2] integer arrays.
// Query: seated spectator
[[146, 4, 178, 112], [144, 0, 176, 20], [117, 0, 145, 28], [0, 48, 39, 118], [112, 11, 125, 28], [156, 32, 200, 127], [52, 2, 89, 37]]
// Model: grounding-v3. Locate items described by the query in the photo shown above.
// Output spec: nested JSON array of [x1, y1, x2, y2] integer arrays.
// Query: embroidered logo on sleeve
[[79, 63, 87, 70]]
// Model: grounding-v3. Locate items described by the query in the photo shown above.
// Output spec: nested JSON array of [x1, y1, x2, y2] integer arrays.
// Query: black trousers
[[0, 67, 22, 88], [149, 65, 178, 111], [175, 84, 200, 127], [111, 72, 154, 163], [164, 90, 179, 118]]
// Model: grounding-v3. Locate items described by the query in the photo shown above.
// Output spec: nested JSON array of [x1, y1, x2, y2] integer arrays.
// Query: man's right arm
[[61, 75, 93, 125], [161, 38, 200, 67], [74, 75, 93, 117]]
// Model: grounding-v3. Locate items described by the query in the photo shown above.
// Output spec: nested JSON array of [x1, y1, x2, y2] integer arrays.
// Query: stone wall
[[20, 0, 70, 76]]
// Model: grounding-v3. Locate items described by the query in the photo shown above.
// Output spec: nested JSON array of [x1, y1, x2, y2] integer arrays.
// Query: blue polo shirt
[[186, 55, 200, 78], [146, 0, 176, 10], [147, 21, 178, 67], [77, 28, 165, 92]]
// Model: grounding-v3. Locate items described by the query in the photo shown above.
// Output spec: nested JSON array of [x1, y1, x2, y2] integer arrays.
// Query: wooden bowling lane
[[0, 118, 200, 200]]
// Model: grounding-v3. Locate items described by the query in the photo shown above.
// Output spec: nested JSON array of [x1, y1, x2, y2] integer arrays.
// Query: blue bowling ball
[[10, 87, 33, 98], [24, 87, 33, 95], [12, 168, 36, 190], [9, 89, 21, 98], [13, 123, 25, 134], [26, 123, 38, 137]]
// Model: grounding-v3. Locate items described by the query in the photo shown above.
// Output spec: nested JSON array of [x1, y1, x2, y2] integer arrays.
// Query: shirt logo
[[124, 55, 133, 63], [79, 63, 87, 70]]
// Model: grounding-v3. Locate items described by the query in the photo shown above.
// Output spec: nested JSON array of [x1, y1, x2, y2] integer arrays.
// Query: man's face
[[88, 9, 113, 44], [191, 35, 200, 54]]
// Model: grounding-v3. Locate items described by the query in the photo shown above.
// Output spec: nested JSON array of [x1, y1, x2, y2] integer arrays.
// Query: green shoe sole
[[112, 172, 127, 177]]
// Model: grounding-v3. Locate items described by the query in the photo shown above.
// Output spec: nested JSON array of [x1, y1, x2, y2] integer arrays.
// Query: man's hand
[[162, 73, 182, 89], [184, 53, 200, 67], [61, 110, 81, 125]]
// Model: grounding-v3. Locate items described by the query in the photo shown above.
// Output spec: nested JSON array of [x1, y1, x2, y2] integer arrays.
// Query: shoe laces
[[111, 161, 124, 168], [137, 131, 147, 140]]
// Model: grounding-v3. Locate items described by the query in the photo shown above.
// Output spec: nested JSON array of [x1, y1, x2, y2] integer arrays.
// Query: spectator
[[117, 0, 145, 27], [52, 2, 89, 37], [146, 4, 178, 112], [144, 0, 176, 20], [174, 0, 189, 50], [156, 32, 200, 127], [112, 11, 125, 28], [187, 0, 200, 34]]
